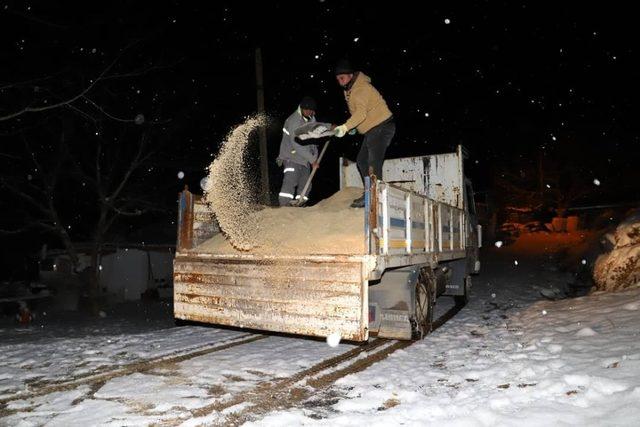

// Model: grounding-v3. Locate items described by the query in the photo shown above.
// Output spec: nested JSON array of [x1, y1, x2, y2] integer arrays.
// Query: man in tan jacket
[[332, 59, 395, 207]]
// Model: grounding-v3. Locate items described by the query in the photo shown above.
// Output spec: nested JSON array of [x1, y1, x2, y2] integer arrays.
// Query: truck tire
[[412, 268, 435, 340]]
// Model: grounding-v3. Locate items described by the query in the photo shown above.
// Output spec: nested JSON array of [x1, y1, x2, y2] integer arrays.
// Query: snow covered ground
[[252, 239, 640, 426], [1, 233, 639, 426]]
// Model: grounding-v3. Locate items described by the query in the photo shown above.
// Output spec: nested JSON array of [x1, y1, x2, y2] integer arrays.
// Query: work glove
[[334, 124, 348, 138]]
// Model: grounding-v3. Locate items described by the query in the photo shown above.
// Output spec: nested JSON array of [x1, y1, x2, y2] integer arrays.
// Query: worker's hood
[[343, 72, 370, 92], [296, 106, 313, 121]]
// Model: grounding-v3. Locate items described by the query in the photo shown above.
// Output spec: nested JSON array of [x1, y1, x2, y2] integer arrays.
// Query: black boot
[[350, 194, 365, 208]]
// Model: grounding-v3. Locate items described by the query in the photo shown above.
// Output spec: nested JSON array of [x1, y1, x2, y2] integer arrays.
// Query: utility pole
[[255, 47, 270, 203]]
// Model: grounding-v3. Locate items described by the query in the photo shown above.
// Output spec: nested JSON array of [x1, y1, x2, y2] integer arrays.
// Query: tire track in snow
[[0, 334, 266, 407], [185, 303, 464, 426]]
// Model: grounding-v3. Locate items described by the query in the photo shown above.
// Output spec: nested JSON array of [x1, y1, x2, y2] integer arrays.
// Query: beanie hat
[[334, 59, 354, 75], [300, 96, 317, 111]]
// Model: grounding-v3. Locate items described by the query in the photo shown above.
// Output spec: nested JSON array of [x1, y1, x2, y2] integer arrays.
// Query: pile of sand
[[201, 115, 365, 256], [203, 115, 266, 250], [198, 187, 366, 255]]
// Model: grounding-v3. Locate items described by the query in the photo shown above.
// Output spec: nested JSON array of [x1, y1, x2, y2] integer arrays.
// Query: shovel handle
[[296, 139, 330, 203]]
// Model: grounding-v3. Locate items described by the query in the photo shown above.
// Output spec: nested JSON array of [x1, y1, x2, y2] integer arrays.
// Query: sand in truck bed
[[198, 187, 366, 255]]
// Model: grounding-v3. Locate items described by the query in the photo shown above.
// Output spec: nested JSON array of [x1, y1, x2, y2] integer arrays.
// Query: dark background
[[1, 1, 639, 278]]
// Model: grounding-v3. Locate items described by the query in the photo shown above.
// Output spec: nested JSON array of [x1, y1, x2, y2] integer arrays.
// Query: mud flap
[[368, 266, 421, 340], [378, 309, 412, 340]]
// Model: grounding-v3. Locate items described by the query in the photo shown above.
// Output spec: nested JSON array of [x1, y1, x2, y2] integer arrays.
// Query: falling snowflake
[[177, 171, 185, 179], [326, 331, 341, 347], [200, 177, 209, 190], [495, 241, 503, 248], [593, 178, 600, 186], [542, 310, 547, 315], [353, 37, 359, 42], [514, 260, 519, 266], [581, 259, 587, 265], [444, 18, 451, 24]]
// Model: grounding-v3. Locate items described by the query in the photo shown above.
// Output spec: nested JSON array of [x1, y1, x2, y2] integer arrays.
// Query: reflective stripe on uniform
[[295, 195, 309, 200], [279, 192, 294, 199], [282, 128, 290, 135], [283, 168, 295, 173]]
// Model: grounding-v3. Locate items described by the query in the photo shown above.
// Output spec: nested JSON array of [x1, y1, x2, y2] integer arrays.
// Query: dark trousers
[[356, 120, 395, 182], [278, 160, 311, 206]]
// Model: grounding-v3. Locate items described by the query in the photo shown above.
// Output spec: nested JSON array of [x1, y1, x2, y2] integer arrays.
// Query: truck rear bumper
[[174, 252, 370, 341]]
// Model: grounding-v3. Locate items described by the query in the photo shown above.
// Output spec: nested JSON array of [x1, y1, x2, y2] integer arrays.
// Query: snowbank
[[593, 211, 640, 292]]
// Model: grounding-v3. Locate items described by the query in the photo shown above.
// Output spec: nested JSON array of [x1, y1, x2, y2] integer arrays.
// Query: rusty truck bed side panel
[[174, 253, 369, 341]]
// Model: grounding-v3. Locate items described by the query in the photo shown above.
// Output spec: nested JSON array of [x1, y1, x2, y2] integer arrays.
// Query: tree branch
[[106, 132, 149, 202], [0, 178, 50, 216], [82, 95, 139, 123], [100, 58, 184, 81], [0, 41, 138, 122]]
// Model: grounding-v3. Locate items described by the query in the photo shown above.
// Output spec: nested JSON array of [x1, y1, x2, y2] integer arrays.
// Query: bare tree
[[1, 40, 178, 311], [1, 132, 80, 268], [1, 121, 170, 310], [72, 129, 158, 299]]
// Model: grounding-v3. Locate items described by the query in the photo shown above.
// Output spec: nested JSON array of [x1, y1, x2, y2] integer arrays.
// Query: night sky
[[1, 2, 639, 272]]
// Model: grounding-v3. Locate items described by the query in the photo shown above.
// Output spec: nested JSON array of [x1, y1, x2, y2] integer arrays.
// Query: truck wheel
[[412, 269, 435, 340], [454, 276, 471, 307]]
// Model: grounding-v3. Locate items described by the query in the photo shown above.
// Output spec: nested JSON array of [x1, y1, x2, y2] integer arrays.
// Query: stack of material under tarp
[[593, 211, 640, 292]]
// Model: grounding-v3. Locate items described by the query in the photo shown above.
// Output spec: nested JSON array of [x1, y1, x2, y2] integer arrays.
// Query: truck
[[173, 145, 481, 341]]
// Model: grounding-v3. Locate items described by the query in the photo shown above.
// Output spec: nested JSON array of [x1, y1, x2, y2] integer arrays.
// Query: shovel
[[290, 139, 331, 207]]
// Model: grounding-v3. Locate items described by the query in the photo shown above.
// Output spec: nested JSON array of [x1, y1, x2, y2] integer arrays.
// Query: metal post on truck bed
[[177, 187, 194, 251], [364, 176, 371, 254]]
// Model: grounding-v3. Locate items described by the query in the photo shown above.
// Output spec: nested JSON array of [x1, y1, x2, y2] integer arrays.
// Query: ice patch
[[547, 344, 562, 353], [576, 327, 598, 337], [623, 302, 639, 311]]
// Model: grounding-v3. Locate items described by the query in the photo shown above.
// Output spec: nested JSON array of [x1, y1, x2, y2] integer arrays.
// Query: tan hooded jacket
[[342, 72, 393, 134]]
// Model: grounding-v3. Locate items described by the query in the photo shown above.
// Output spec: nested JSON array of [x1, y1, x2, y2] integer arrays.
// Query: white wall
[[99, 249, 173, 301]]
